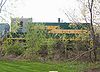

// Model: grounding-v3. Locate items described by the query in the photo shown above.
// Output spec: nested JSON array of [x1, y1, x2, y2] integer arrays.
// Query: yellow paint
[[47, 26, 59, 30], [48, 29, 88, 34]]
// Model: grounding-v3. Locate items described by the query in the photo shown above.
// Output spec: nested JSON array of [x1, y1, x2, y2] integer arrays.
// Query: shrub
[[3, 38, 25, 56]]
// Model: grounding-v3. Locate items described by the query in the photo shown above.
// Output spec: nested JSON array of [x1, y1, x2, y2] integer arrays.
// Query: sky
[[13, 0, 79, 22], [0, 0, 79, 23]]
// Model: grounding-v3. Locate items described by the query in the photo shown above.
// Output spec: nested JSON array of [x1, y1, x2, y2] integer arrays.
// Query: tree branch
[[0, 0, 7, 13], [0, 0, 3, 6]]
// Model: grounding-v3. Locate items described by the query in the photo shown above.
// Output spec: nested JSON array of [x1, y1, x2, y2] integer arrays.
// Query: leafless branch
[[1, 0, 7, 8], [63, 9, 81, 24], [0, 0, 7, 13], [0, 0, 3, 6], [71, 48, 95, 63], [0, 16, 6, 21], [2, 9, 15, 16]]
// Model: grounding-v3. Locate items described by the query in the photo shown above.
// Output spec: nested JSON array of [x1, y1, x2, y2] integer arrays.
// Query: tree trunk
[[89, 0, 97, 61]]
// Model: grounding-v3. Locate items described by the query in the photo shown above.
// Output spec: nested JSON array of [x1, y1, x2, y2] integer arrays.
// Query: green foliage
[[3, 38, 25, 56], [11, 23, 19, 33], [25, 23, 47, 51], [22, 23, 58, 60], [2, 22, 93, 61]]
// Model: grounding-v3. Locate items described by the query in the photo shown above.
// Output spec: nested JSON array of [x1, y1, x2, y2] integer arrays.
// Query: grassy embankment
[[0, 60, 100, 72]]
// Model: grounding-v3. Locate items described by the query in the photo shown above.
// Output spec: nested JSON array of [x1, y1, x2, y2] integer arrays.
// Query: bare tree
[[88, 0, 96, 61], [64, 0, 100, 61], [78, 0, 100, 61], [0, 0, 21, 22]]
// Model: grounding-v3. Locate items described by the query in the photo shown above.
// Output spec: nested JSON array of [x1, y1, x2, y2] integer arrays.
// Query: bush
[[3, 39, 25, 56]]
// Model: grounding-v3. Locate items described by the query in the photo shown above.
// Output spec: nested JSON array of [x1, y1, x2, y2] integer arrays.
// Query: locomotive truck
[[0, 22, 89, 40]]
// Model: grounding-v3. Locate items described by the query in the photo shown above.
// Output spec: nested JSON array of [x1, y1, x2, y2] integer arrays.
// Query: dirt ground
[[84, 68, 100, 72]]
